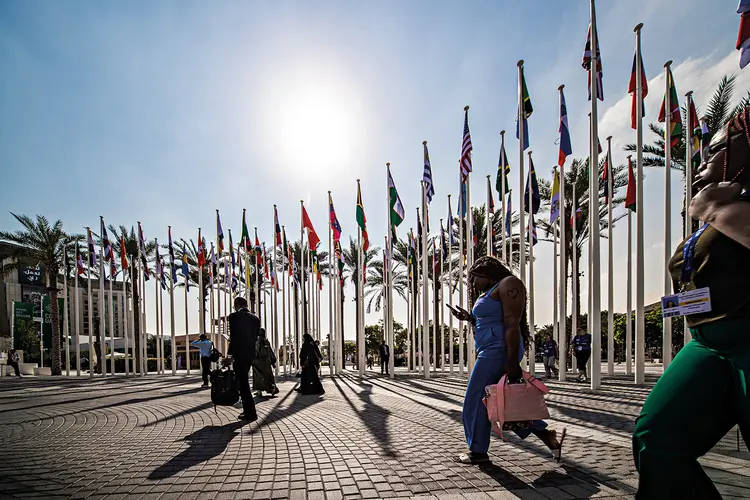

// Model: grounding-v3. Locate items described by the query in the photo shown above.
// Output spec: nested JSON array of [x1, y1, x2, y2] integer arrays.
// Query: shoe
[[237, 412, 257, 422], [201, 383, 208, 387]]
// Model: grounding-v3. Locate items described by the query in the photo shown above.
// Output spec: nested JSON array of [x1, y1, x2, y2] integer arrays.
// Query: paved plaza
[[1, 366, 748, 500]]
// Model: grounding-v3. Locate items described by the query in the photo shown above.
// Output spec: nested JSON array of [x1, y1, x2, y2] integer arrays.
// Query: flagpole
[[439, 221, 445, 372], [97, 220, 106, 377], [626, 162, 633, 376], [684, 91, 695, 346], [272, 210, 280, 378], [327, 198, 334, 376], [63, 243, 71, 376], [154, 239, 161, 375], [86, 228, 94, 379], [74, 244, 81, 377], [129, 265, 137, 376], [420, 181, 430, 380], [517, 62, 527, 297], [486, 175, 493, 257], [409, 229, 414, 372], [457, 182, 465, 377], [606, 136, 615, 377], [140, 224, 148, 376], [159, 270, 165, 375], [432, 237, 437, 372], [661, 60, 674, 370], [571, 176, 578, 375], [184, 266, 190, 375], [168, 229, 176, 376], [552, 185, 559, 359], [558, 85, 568, 382], [122, 260, 129, 376], [500, 131, 507, 263], [386, 164, 395, 379], [526, 152, 536, 376], [635, 23, 646, 385], [464, 109, 474, 377], [447, 198, 454, 375], [107, 258, 114, 375]]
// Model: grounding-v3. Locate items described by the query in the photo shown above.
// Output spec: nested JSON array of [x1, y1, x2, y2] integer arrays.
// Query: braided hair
[[468, 255, 530, 346]]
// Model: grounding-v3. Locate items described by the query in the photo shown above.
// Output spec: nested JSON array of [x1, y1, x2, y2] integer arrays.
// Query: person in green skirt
[[632, 107, 750, 499]]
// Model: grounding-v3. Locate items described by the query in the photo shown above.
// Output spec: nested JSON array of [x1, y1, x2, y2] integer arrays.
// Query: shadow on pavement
[[148, 420, 250, 479]]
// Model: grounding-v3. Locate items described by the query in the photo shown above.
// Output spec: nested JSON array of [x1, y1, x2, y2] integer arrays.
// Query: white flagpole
[[457, 183, 465, 377], [607, 136, 615, 377], [327, 198, 334, 376], [464, 116, 474, 376], [184, 264, 190, 376], [526, 151, 536, 376], [517, 62, 527, 303], [409, 229, 415, 372], [138, 223, 146, 376], [159, 270, 165, 375], [662, 61, 674, 370], [558, 85, 568, 382], [447, 197, 454, 375], [386, 164, 395, 379], [626, 168, 633, 376], [98, 220, 106, 377], [169, 229, 176, 376], [500, 131, 507, 263], [421, 182, 430, 380], [63, 245, 70, 376], [300, 201, 308, 364], [439, 223, 445, 372], [123, 263, 129, 376], [588, 0, 602, 390], [129, 268, 136, 376], [432, 237, 437, 372], [571, 177, 578, 375], [684, 91, 695, 346], [635, 23, 646, 385], [108, 261, 114, 376], [74, 244, 81, 377], [486, 176, 493, 257], [553, 204, 559, 357], [86, 228, 94, 379], [154, 241, 161, 375], [272, 212, 280, 378]]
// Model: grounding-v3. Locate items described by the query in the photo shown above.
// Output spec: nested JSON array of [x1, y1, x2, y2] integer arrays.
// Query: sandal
[[453, 452, 490, 465], [547, 428, 567, 462]]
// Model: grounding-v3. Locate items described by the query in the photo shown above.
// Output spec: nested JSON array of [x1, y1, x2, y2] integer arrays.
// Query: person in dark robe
[[252, 329, 279, 396], [297, 333, 324, 395]]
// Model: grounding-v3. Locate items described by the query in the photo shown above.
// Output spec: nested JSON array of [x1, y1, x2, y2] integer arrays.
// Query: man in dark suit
[[379, 341, 390, 375], [227, 296, 259, 421]]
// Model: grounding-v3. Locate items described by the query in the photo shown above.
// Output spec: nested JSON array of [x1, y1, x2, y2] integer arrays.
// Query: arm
[[689, 182, 750, 250], [497, 275, 526, 379]]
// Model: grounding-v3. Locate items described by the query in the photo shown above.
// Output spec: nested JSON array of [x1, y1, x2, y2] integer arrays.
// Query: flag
[[625, 157, 637, 211], [388, 167, 405, 232], [688, 98, 702, 167], [87, 228, 98, 267], [582, 23, 604, 101], [210, 243, 217, 286], [101, 220, 113, 263], [120, 237, 129, 273], [601, 152, 610, 203], [241, 210, 251, 251], [530, 214, 538, 246], [496, 139, 511, 195], [356, 183, 369, 251], [329, 194, 342, 242], [516, 67, 532, 150], [229, 229, 236, 270], [524, 157, 541, 214], [237, 245, 244, 280], [440, 220, 448, 260], [570, 208, 583, 228], [181, 241, 190, 291], [407, 232, 415, 279], [738, 9, 750, 68], [472, 211, 479, 247], [274, 207, 282, 247], [628, 47, 648, 129], [216, 211, 225, 254], [254, 230, 262, 266], [423, 142, 435, 203], [156, 246, 166, 290], [417, 209, 423, 253], [447, 197, 455, 246], [459, 181, 467, 216], [658, 67, 682, 147], [558, 88, 573, 165], [302, 205, 321, 250], [700, 120, 711, 163], [550, 169, 561, 224], [487, 179, 495, 255], [460, 107, 473, 181], [138, 222, 149, 278], [168, 227, 177, 282], [505, 195, 512, 237], [262, 244, 270, 280], [197, 229, 206, 267], [77, 247, 86, 275]]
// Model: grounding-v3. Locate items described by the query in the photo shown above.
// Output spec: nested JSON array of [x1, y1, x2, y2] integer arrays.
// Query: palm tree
[[363, 258, 409, 313], [342, 236, 380, 367], [0, 214, 71, 375]]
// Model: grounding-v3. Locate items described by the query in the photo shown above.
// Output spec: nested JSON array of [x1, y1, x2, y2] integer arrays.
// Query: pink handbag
[[483, 370, 550, 440]]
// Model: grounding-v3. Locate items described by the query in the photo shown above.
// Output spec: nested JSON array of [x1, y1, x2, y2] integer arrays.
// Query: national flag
[[229, 229, 236, 269], [472, 211, 479, 247], [700, 120, 711, 163], [447, 196, 455, 246], [516, 67, 532, 150], [254, 230, 262, 266], [329, 194, 343, 242], [197, 229, 206, 267], [156, 246, 166, 290], [356, 184, 369, 251], [558, 88, 572, 165], [530, 214, 538, 246], [440, 220, 448, 260], [181, 241, 190, 291], [628, 47, 648, 129], [496, 138, 511, 195], [216, 211, 225, 254], [582, 23, 604, 101], [77, 246, 86, 276], [570, 207, 583, 228], [459, 182, 467, 216], [120, 237, 129, 273], [87, 228, 98, 267], [210, 243, 217, 286], [625, 156, 637, 212], [423, 141, 435, 203], [302, 205, 321, 251], [237, 245, 244, 280], [658, 67, 683, 147], [688, 98, 702, 167], [101, 220, 113, 263], [550, 169, 561, 224], [524, 157, 541, 215], [262, 244, 270, 279], [460, 107, 473, 181], [241, 209, 251, 251], [487, 179, 495, 256], [505, 195, 512, 237], [417, 209, 423, 253], [601, 152, 610, 203], [738, 8, 750, 68], [274, 207, 282, 247], [388, 167, 405, 233], [168, 227, 177, 282], [138, 222, 149, 278]]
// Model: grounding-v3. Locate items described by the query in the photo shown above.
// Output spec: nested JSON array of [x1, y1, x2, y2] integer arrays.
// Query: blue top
[[471, 283, 524, 360], [191, 339, 213, 357], [572, 333, 592, 352], [542, 339, 557, 357]]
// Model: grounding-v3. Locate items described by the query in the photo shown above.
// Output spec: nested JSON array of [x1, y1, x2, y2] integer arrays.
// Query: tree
[[342, 237, 380, 367], [1, 214, 71, 375], [13, 318, 40, 364], [364, 259, 409, 313]]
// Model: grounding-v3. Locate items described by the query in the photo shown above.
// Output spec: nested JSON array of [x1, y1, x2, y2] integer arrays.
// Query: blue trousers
[[463, 354, 547, 453]]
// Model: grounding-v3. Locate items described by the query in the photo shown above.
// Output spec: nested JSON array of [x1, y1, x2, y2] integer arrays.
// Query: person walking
[[632, 107, 750, 498], [298, 333, 324, 395], [379, 341, 390, 375], [572, 327, 592, 382], [227, 297, 259, 421], [449, 256, 565, 464], [253, 328, 279, 397], [191, 334, 214, 387], [541, 333, 558, 378], [8, 349, 21, 378]]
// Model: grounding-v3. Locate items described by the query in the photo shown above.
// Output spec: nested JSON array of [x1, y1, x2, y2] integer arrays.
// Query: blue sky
[[1, 0, 747, 339]]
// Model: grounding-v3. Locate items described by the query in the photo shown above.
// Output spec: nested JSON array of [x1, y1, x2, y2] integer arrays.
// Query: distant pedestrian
[[541, 333, 558, 378], [8, 350, 21, 377], [191, 334, 214, 387], [227, 297, 260, 421], [253, 328, 279, 397], [366, 355, 374, 370], [379, 341, 390, 375], [177, 355, 182, 370], [449, 256, 564, 464], [298, 334, 324, 395], [572, 327, 592, 382]]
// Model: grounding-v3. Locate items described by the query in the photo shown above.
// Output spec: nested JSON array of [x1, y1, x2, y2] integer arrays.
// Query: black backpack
[[210, 368, 239, 411], [209, 343, 222, 363]]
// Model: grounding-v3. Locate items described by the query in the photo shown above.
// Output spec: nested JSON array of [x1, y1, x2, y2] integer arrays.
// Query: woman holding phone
[[449, 255, 564, 464]]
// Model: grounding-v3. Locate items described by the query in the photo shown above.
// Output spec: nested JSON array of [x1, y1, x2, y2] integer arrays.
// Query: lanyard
[[680, 223, 709, 284]]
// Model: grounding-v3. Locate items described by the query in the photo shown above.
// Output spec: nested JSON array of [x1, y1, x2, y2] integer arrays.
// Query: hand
[[505, 361, 522, 381], [222, 356, 233, 368], [689, 182, 743, 222], [450, 305, 471, 322]]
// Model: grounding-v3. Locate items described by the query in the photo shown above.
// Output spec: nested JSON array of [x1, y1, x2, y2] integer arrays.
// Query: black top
[[669, 225, 750, 327], [227, 308, 261, 361], [379, 344, 390, 357], [300, 341, 322, 368]]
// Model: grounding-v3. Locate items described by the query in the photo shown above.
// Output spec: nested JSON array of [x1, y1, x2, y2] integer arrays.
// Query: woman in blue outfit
[[450, 256, 565, 464]]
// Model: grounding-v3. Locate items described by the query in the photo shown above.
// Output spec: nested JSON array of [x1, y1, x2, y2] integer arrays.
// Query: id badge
[[661, 287, 711, 318]]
